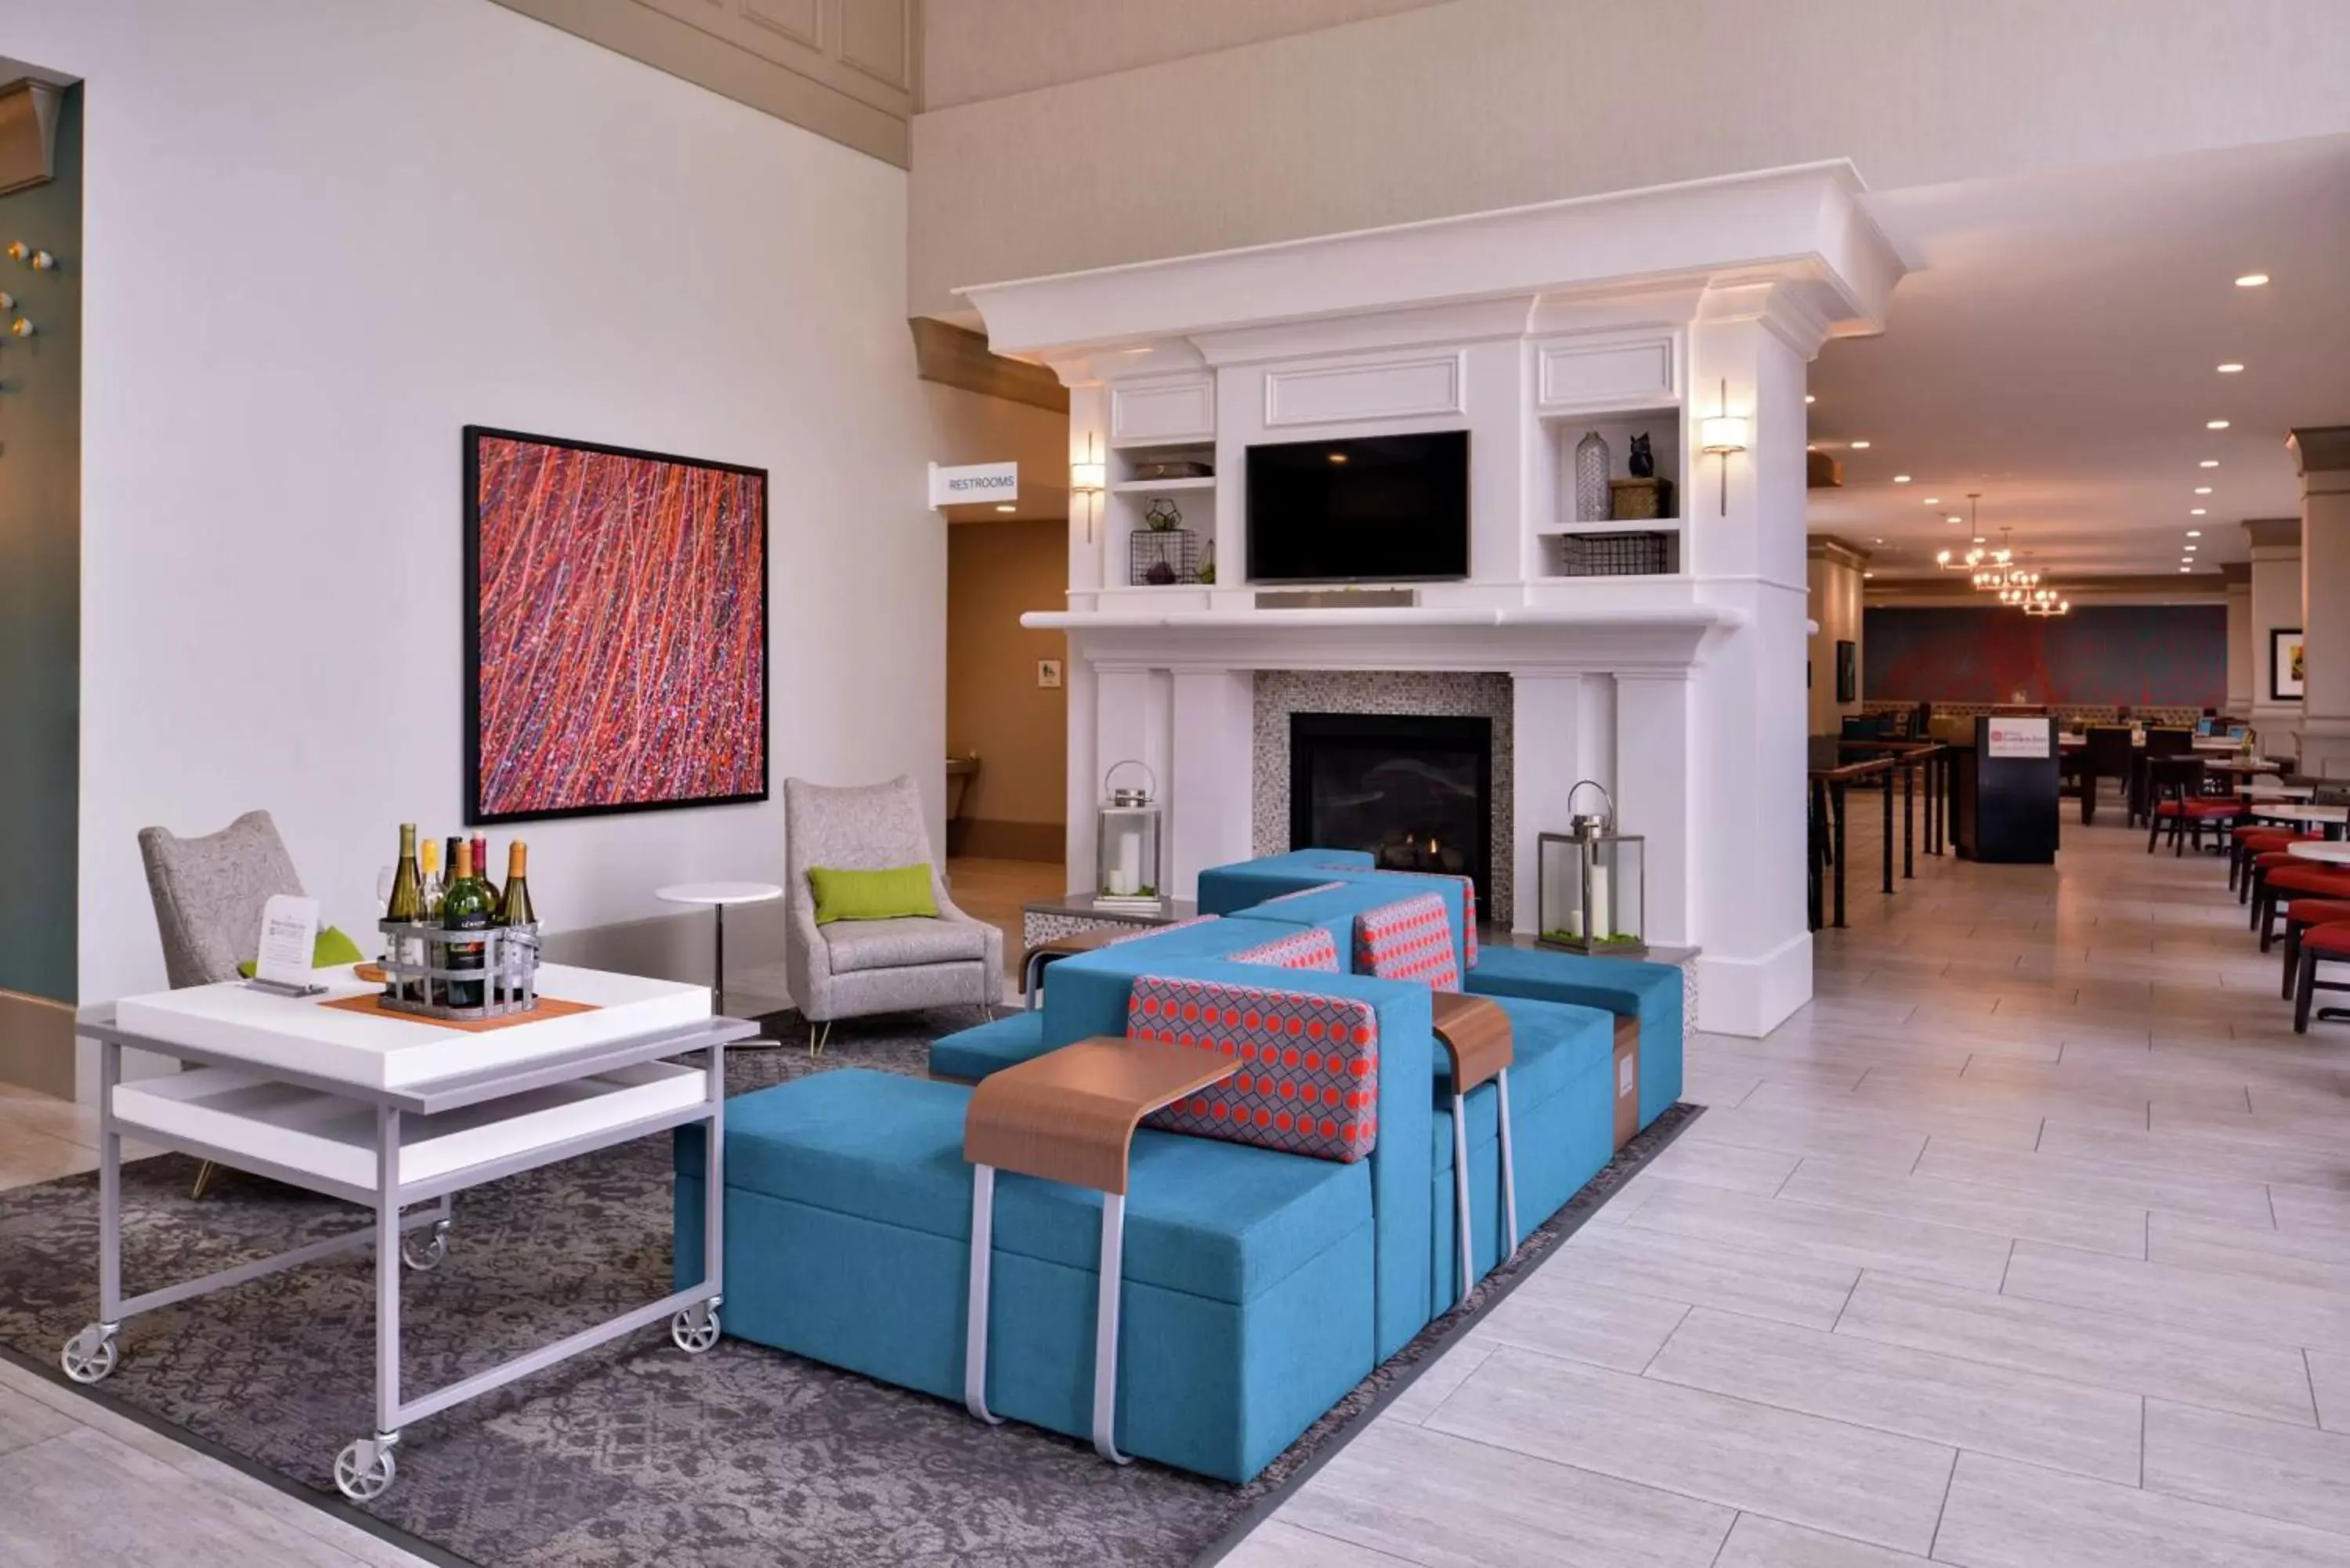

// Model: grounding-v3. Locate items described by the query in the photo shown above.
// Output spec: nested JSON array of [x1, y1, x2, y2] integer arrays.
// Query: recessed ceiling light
[[2218, 363, 2244, 374], [1893, 475, 1911, 483], [2185, 544, 2198, 551], [1873, 537, 1885, 544], [1973, 536, 1986, 544], [1804, 394, 1817, 404], [2236, 273, 2270, 287], [2190, 508, 2207, 515], [2180, 565, 2194, 573], [2186, 529, 2202, 537], [994, 504, 1015, 512], [1849, 440, 1871, 450], [1923, 497, 1940, 504], [2194, 486, 2211, 494], [1327, 452, 1348, 464], [1862, 571, 1875, 580], [2207, 420, 2231, 430], [1947, 514, 1963, 523]]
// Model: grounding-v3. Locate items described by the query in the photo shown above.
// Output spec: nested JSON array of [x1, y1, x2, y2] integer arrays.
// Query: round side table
[[658, 882, 783, 1045]]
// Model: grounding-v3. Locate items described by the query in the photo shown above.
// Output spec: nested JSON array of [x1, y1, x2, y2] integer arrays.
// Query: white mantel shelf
[[1020, 604, 1746, 633]]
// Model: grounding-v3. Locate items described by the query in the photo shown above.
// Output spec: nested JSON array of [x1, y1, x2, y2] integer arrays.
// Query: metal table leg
[[964, 1163, 1001, 1425], [1091, 1194, 1129, 1465], [1451, 1093, 1473, 1305], [1882, 764, 1896, 895], [1903, 764, 1915, 879], [1831, 781, 1849, 927]]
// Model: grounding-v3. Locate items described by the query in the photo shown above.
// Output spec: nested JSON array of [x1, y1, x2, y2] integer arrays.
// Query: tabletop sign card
[[251, 894, 326, 995], [1987, 717, 2052, 760]]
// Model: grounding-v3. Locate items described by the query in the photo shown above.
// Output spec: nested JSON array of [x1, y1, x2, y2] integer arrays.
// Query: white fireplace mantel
[[963, 159, 1907, 1037]]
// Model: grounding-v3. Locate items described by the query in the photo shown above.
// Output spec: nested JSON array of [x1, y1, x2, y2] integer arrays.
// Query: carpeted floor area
[[0, 1006, 1693, 1568]]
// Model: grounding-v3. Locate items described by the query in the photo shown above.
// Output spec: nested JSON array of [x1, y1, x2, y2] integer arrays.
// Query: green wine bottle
[[441, 839, 494, 1009], [472, 835, 498, 904], [387, 824, 425, 924], [494, 840, 536, 929]]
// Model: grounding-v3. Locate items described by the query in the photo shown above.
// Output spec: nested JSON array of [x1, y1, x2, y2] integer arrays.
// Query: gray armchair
[[783, 775, 1001, 1051], [136, 808, 306, 1197]]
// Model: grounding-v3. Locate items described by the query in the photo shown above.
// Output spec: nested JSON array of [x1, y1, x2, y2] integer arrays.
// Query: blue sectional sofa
[[687, 848, 1683, 1483]]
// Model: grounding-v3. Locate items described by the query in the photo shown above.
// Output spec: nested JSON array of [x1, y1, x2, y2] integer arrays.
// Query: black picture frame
[[463, 425, 770, 826], [2272, 627, 2305, 703], [1835, 639, 1858, 704]]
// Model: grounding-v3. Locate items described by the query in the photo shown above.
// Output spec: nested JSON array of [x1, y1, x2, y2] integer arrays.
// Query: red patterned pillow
[[1127, 974, 1378, 1162], [1354, 891, 1462, 991], [1227, 927, 1341, 972], [1319, 864, 1478, 967]]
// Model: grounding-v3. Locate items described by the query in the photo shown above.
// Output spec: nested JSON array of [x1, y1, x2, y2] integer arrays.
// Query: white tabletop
[[656, 881, 783, 907], [113, 963, 712, 1091], [2240, 785, 2316, 800], [2289, 841, 2350, 865], [2204, 757, 2283, 772], [2252, 804, 2350, 824]]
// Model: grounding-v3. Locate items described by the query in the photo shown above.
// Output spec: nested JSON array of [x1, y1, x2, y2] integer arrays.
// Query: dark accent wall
[[0, 84, 80, 1005], [1864, 604, 2226, 708]]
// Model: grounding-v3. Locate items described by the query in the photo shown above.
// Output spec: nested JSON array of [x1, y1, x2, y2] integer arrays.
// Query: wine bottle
[[387, 825, 425, 924], [420, 836, 444, 918], [494, 840, 536, 929], [472, 835, 498, 903], [441, 839, 494, 1009]]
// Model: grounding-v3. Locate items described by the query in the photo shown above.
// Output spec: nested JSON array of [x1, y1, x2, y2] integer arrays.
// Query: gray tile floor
[[9, 808, 2350, 1564]]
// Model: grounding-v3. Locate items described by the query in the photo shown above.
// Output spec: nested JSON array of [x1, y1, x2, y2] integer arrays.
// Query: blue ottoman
[[675, 1069, 1375, 1482], [928, 1012, 1049, 1081]]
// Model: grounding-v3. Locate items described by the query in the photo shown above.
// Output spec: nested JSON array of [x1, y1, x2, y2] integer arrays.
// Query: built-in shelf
[[1110, 475, 1217, 493], [1535, 518, 1684, 537]]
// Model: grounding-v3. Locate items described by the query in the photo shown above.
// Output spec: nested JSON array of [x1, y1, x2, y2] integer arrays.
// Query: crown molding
[[2289, 426, 2350, 476], [2244, 516, 2302, 551]]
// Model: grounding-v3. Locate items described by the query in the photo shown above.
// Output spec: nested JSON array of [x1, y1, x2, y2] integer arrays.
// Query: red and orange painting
[[465, 428, 767, 823]]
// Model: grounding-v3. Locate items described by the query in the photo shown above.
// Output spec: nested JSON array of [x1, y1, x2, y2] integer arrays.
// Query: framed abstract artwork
[[465, 426, 768, 824], [2272, 627, 2305, 702]]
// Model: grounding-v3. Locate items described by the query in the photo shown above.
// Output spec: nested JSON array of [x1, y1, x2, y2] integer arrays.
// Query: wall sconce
[[1698, 378, 1748, 516], [1070, 435, 1106, 543]]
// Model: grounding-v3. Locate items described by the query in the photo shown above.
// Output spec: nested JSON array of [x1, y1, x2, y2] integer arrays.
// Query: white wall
[[11, 2, 946, 1053], [1806, 550, 1864, 735]]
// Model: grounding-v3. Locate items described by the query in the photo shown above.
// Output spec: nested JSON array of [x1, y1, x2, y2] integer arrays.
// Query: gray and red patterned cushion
[[1353, 891, 1462, 991], [1318, 863, 1478, 967], [1227, 927, 1341, 972], [1127, 974, 1379, 1162]]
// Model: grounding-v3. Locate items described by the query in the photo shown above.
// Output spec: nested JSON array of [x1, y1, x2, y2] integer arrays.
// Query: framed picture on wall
[[464, 426, 769, 824], [2272, 627, 2306, 702], [1835, 639, 1858, 704]]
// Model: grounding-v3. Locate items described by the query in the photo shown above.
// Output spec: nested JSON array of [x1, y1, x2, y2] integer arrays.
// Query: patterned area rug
[[0, 1007, 1695, 1567]]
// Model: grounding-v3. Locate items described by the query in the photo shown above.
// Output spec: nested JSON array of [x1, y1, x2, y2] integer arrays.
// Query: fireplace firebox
[[1289, 712, 1492, 910]]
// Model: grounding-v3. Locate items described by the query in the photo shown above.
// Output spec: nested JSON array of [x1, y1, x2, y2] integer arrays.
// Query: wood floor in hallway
[[1226, 804, 2350, 1567]]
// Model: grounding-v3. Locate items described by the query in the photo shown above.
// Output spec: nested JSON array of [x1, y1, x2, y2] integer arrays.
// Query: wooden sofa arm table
[[1427, 991, 1520, 1301], [962, 1036, 1242, 1462], [1018, 928, 1133, 1009]]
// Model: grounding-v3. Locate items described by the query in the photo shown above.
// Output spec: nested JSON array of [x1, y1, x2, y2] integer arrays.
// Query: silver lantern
[[1537, 780, 1646, 955], [1094, 760, 1164, 911]]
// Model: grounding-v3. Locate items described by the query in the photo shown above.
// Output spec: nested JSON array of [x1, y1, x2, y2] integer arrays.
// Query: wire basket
[[1130, 526, 1201, 586], [1559, 530, 1670, 577], [376, 919, 542, 1021]]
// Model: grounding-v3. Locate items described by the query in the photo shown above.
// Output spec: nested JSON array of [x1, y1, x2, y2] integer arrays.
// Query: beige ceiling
[[1808, 134, 2350, 586]]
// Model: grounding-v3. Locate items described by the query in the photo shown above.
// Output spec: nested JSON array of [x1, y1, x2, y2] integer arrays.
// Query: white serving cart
[[62, 963, 751, 1501]]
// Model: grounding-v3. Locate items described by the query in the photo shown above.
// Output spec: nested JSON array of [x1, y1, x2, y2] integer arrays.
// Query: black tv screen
[[1246, 431, 1470, 584]]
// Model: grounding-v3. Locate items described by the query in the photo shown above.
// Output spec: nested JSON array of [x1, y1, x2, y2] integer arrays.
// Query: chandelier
[[2021, 585, 2070, 617]]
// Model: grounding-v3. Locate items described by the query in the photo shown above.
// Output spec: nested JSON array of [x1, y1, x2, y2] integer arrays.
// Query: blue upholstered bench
[[927, 1010, 1047, 1082], [1464, 945, 1684, 1128], [675, 1068, 1374, 1483]]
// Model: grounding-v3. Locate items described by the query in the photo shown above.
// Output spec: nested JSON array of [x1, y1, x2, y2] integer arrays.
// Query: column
[[2222, 564, 2253, 717], [1683, 284, 1818, 1037], [2291, 428, 2350, 777], [2244, 516, 2302, 749], [1167, 669, 1256, 900]]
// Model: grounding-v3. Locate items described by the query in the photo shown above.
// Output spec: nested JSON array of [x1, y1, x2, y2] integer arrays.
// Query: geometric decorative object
[[1536, 781, 1646, 954], [1129, 523, 1199, 585], [465, 426, 768, 823], [1560, 531, 1669, 576], [1571, 428, 1611, 524]]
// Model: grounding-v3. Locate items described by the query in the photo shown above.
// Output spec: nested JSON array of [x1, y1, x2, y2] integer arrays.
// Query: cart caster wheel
[[671, 1303, 721, 1354], [334, 1434, 399, 1502], [401, 1220, 450, 1273], [60, 1323, 118, 1385]]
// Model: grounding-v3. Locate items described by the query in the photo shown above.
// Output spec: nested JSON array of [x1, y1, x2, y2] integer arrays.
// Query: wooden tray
[[320, 992, 599, 1033]]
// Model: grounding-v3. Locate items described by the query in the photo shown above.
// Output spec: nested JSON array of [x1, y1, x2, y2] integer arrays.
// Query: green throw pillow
[[237, 925, 367, 977], [808, 865, 937, 926]]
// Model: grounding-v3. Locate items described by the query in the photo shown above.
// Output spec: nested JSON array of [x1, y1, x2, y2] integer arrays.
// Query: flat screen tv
[[1246, 431, 1470, 584]]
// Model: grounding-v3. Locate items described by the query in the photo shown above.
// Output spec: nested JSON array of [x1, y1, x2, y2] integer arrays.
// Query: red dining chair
[[2291, 922, 2350, 1033], [2281, 899, 2350, 999], [2258, 864, 2350, 952]]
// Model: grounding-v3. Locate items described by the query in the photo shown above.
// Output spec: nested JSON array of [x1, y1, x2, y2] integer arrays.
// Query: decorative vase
[[1573, 430, 1611, 524]]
